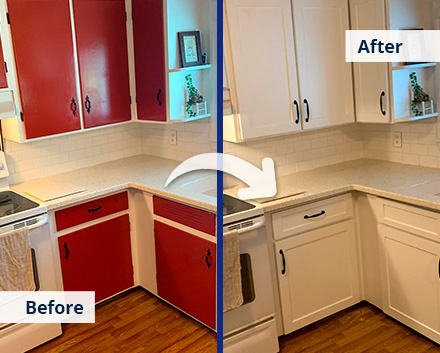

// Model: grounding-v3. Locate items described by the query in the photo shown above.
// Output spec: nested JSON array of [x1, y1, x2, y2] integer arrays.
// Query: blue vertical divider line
[[217, 0, 224, 351]]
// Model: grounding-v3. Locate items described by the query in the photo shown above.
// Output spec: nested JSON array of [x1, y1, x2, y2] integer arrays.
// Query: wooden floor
[[29, 287, 216, 353], [279, 302, 440, 353]]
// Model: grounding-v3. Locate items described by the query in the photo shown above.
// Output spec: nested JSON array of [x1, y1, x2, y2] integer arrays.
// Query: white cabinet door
[[275, 220, 361, 334], [378, 224, 440, 344], [350, 0, 390, 123], [293, 0, 355, 129], [224, 0, 302, 140]]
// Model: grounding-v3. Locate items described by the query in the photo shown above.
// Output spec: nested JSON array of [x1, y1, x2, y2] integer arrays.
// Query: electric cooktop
[[223, 194, 256, 216], [0, 191, 39, 218]]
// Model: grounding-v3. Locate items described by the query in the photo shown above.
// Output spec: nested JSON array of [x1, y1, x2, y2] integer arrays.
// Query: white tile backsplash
[[5, 115, 440, 186]]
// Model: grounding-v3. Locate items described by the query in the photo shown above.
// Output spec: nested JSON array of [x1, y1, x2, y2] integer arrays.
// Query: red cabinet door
[[132, 0, 166, 121], [73, 0, 131, 128], [0, 36, 7, 89], [7, 0, 81, 139], [58, 215, 133, 303], [155, 221, 216, 329]]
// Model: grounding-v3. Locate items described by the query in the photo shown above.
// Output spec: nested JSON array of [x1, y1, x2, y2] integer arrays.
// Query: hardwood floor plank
[[28, 287, 216, 353], [279, 302, 440, 353]]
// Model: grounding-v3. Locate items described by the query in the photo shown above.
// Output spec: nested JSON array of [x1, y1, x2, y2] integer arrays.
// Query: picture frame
[[402, 28, 427, 65], [178, 31, 203, 67]]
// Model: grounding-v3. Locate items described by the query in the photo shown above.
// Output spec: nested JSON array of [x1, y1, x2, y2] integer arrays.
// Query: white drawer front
[[272, 194, 353, 240], [377, 198, 440, 242]]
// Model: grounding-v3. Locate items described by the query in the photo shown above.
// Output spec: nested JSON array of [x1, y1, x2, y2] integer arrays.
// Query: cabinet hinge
[[6, 12, 10, 25], [4, 61, 7, 73], [130, 96, 132, 105], [125, 11, 127, 21], [20, 112, 23, 122]]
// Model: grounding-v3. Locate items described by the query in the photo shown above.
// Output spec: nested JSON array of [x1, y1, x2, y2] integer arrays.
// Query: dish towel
[[0, 227, 35, 291], [223, 230, 244, 312]]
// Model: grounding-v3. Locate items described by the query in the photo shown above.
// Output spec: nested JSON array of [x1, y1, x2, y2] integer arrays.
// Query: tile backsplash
[[4, 119, 216, 185], [4, 116, 440, 186], [362, 117, 440, 168], [224, 124, 365, 177]]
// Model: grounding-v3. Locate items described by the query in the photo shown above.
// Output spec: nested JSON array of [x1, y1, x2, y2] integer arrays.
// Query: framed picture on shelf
[[178, 31, 203, 67], [402, 28, 427, 65]]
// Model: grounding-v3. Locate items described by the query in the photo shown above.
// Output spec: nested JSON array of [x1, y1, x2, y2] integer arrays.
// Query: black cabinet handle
[[87, 205, 102, 213], [205, 249, 212, 268], [304, 210, 326, 219], [71, 97, 77, 116], [304, 99, 310, 122], [85, 95, 91, 114], [280, 249, 286, 275], [157, 88, 162, 107], [438, 258, 440, 279], [293, 100, 300, 124], [380, 91, 386, 116], [64, 242, 69, 260]]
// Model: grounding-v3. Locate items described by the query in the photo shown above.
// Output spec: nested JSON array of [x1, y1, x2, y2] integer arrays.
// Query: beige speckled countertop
[[11, 155, 217, 212], [228, 159, 440, 214]]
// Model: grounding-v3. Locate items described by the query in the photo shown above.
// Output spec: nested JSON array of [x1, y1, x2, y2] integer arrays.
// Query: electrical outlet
[[169, 130, 177, 146], [393, 132, 402, 148]]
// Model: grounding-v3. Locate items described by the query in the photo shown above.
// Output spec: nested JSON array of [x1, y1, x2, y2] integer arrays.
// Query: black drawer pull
[[304, 210, 326, 219], [157, 88, 162, 106], [205, 249, 212, 268], [280, 249, 286, 275], [71, 97, 77, 116], [64, 242, 69, 260], [293, 100, 300, 124], [85, 95, 91, 113], [87, 205, 102, 213], [380, 91, 386, 116]]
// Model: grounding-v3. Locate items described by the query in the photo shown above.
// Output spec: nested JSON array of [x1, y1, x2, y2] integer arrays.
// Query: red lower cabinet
[[58, 215, 133, 303], [154, 221, 216, 329]]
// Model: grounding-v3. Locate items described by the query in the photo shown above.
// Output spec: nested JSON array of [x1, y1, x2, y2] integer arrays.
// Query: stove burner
[[0, 191, 39, 218], [0, 202, 20, 217]]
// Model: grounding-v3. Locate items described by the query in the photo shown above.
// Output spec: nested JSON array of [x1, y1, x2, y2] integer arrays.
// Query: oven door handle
[[27, 215, 49, 230], [237, 219, 265, 235]]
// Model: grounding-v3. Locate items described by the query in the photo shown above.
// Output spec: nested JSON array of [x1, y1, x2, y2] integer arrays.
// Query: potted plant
[[185, 74, 207, 118], [410, 72, 432, 117]]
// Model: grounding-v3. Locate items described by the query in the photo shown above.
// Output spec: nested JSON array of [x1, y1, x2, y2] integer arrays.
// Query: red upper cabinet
[[155, 221, 216, 329], [7, 0, 81, 139], [73, 0, 131, 128], [132, 0, 166, 122], [0, 36, 8, 89]]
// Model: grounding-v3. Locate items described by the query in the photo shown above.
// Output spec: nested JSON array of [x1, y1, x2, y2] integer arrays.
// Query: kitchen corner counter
[[11, 155, 217, 213], [247, 159, 440, 213]]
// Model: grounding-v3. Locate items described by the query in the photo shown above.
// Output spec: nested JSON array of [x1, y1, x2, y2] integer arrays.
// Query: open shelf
[[170, 113, 211, 123], [169, 64, 212, 73], [394, 112, 438, 122], [392, 63, 437, 71]]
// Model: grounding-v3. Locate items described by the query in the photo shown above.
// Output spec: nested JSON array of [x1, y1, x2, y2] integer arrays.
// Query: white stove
[[223, 194, 279, 353], [0, 151, 62, 353]]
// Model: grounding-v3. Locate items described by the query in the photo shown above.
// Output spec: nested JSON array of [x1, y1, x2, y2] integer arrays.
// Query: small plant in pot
[[410, 72, 430, 117], [185, 74, 205, 118]]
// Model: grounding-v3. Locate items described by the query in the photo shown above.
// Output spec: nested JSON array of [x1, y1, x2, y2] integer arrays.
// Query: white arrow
[[165, 153, 277, 200]]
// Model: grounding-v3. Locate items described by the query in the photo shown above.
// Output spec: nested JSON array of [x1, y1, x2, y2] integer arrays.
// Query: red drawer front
[[56, 192, 128, 231], [153, 196, 216, 236]]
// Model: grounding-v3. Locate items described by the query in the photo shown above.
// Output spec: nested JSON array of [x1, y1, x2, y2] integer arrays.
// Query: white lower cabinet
[[275, 220, 361, 334], [378, 224, 440, 343]]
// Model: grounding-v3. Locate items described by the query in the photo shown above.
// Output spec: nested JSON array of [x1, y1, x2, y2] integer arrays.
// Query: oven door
[[224, 218, 276, 335]]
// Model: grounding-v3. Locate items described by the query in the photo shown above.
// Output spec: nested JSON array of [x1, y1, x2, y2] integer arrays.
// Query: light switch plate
[[169, 130, 177, 146], [393, 132, 402, 148]]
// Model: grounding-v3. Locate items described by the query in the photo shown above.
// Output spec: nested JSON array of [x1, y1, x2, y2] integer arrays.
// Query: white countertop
[[11, 155, 217, 212], [227, 159, 440, 214]]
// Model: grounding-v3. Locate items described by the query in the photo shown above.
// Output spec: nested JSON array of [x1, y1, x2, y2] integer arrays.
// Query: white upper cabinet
[[350, 0, 390, 123], [293, 0, 355, 130], [224, 0, 355, 142], [224, 0, 301, 141], [350, 0, 438, 123]]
